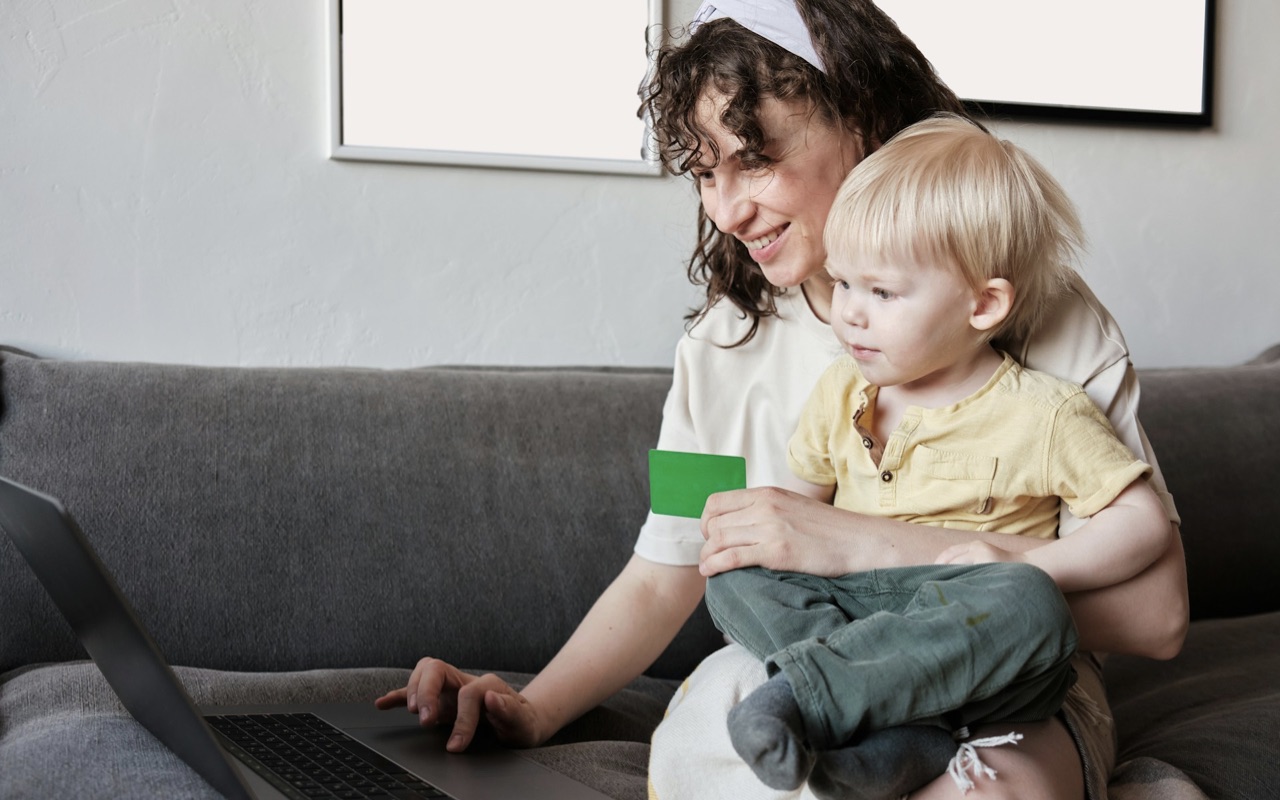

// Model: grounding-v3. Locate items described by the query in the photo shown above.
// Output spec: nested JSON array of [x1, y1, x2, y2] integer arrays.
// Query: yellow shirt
[[788, 353, 1152, 539]]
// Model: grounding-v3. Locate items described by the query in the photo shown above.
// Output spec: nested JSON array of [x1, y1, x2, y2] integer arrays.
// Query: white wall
[[2, 0, 1277, 369]]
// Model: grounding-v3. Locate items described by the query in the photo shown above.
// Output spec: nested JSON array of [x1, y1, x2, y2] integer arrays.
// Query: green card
[[648, 449, 747, 518]]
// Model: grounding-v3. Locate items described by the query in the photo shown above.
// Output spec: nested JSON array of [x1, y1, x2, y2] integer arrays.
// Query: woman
[[378, 2, 1188, 797]]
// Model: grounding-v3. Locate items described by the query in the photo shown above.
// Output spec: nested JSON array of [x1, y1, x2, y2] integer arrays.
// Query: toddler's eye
[[872, 288, 894, 300]]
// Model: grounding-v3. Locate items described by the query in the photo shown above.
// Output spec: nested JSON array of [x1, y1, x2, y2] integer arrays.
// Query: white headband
[[691, 0, 824, 73]]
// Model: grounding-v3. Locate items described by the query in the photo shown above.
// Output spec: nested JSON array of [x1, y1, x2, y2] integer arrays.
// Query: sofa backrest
[[1131, 347, 1280, 621], [0, 349, 725, 677], [3, 346, 1278, 677]]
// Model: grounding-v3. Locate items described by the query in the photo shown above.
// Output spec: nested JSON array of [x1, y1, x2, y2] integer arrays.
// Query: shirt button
[[881, 471, 893, 482], [862, 437, 874, 449]]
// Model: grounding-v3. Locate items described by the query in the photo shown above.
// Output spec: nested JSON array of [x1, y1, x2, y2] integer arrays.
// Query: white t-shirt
[[633, 277, 1178, 566]]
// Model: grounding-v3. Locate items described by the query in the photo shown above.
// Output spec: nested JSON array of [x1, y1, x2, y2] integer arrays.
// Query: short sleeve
[[1047, 391, 1153, 519], [633, 337, 708, 567], [1073, 355, 1179, 525]]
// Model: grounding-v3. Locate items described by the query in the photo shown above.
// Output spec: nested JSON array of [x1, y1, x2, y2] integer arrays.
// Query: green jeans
[[704, 562, 1079, 749]]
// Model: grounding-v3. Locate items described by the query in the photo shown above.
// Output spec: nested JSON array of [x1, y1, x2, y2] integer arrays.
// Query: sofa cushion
[[0, 664, 408, 798], [0, 662, 670, 800], [1105, 610, 1280, 800]]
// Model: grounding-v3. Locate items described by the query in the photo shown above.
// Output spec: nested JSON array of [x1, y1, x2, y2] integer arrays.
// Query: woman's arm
[[1014, 277, 1188, 657], [376, 555, 705, 750], [1062, 528, 1188, 658], [517, 555, 705, 736], [700, 486, 1047, 576]]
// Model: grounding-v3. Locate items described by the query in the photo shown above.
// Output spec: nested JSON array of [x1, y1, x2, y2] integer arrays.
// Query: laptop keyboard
[[206, 713, 454, 799]]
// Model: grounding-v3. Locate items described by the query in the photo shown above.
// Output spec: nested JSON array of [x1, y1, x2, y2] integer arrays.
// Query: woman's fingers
[[411, 658, 458, 724], [700, 487, 834, 575], [375, 662, 541, 751], [373, 659, 432, 713], [698, 536, 751, 576], [374, 658, 466, 725], [373, 686, 407, 709], [700, 487, 793, 550], [700, 487, 758, 523], [482, 687, 543, 749], [448, 673, 520, 752]]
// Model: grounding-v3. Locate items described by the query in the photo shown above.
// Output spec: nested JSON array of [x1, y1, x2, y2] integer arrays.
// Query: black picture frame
[[884, 0, 1216, 128]]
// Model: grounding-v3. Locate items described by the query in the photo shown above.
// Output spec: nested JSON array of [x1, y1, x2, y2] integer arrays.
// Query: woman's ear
[[971, 278, 1014, 333]]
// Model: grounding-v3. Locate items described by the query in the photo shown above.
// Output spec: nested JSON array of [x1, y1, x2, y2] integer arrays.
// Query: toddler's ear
[[971, 278, 1014, 333]]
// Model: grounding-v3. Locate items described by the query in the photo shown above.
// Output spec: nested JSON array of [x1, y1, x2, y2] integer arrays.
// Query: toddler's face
[[827, 251, 983, 392]]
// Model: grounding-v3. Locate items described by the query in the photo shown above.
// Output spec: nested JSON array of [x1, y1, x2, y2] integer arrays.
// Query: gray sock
[[808, 725, 957, 800], [726, 673, 815, 790]]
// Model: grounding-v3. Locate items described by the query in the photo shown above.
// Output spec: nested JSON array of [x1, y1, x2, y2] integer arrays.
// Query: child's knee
[[1005, 563, 1070, 616], [704, 568, 763, 625], [989, 562, 1078, 653]]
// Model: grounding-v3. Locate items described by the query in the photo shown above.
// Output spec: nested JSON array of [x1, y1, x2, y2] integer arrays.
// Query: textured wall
[[2, 0, 1277, 369]]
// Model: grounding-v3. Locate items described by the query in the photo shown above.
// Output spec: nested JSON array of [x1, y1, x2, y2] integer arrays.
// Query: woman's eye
[[695, 171, 715, 186], [740, 154, 774, 174]]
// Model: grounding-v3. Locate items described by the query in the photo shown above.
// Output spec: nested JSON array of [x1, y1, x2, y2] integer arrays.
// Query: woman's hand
[[699, 486, 870, 577], [699, 486, 1050, 578], [374, 658, 546, 751]]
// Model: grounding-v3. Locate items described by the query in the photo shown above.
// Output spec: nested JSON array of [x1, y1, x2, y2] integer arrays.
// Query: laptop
[[0, 476, 613, 800]]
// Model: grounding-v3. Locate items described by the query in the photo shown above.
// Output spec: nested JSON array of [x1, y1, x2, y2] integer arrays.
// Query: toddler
[[704, 114, 1171, 798]]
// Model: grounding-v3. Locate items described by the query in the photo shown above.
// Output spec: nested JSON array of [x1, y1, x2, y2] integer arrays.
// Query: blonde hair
[[823, 114, 1084, 343]]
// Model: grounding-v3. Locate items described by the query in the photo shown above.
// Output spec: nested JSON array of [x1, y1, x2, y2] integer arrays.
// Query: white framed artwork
[[330, 0, 664, 175]]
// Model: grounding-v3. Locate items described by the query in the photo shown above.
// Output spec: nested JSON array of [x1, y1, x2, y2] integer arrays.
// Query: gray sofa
[[1, 344, 1277, 800]]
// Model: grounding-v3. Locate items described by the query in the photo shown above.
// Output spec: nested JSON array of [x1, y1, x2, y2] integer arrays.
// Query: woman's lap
[[648, 646, 1111, 800], [916, 653, 1115, 799], [909, 717, 1083, 799]]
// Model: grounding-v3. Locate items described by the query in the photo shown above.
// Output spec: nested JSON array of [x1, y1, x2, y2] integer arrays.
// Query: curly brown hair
[[639, 0, 968, 346]]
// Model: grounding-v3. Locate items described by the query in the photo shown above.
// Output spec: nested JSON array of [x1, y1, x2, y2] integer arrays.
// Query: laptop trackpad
[[320, 703, 614, 800]]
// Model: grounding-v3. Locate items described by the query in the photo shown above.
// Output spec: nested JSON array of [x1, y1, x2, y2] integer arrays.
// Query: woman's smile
[[694, 93, 862, 289], [744, 224, 788, 259]]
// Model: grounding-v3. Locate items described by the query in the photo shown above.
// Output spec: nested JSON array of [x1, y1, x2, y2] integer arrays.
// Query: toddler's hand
[[935, 540, 1024, 566]]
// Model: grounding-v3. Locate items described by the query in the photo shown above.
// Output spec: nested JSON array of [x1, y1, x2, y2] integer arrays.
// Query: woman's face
[[693, 93, 862, 298]]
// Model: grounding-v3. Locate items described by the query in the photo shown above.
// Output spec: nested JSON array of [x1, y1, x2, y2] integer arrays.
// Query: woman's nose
[[708, 176, 753, 234]]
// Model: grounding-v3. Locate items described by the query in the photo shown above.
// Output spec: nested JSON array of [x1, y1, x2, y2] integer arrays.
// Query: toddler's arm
[[937, 477, 1170, 593], [797, 480, 835, 504]]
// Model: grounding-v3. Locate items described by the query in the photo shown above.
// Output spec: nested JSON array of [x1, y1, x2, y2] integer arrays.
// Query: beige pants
[[648, 646, 1115, 800]]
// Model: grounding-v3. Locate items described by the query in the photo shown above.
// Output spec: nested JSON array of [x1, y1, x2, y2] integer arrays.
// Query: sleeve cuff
[[1068, 462, 1153, 519], [633, 511, 705, 567]]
